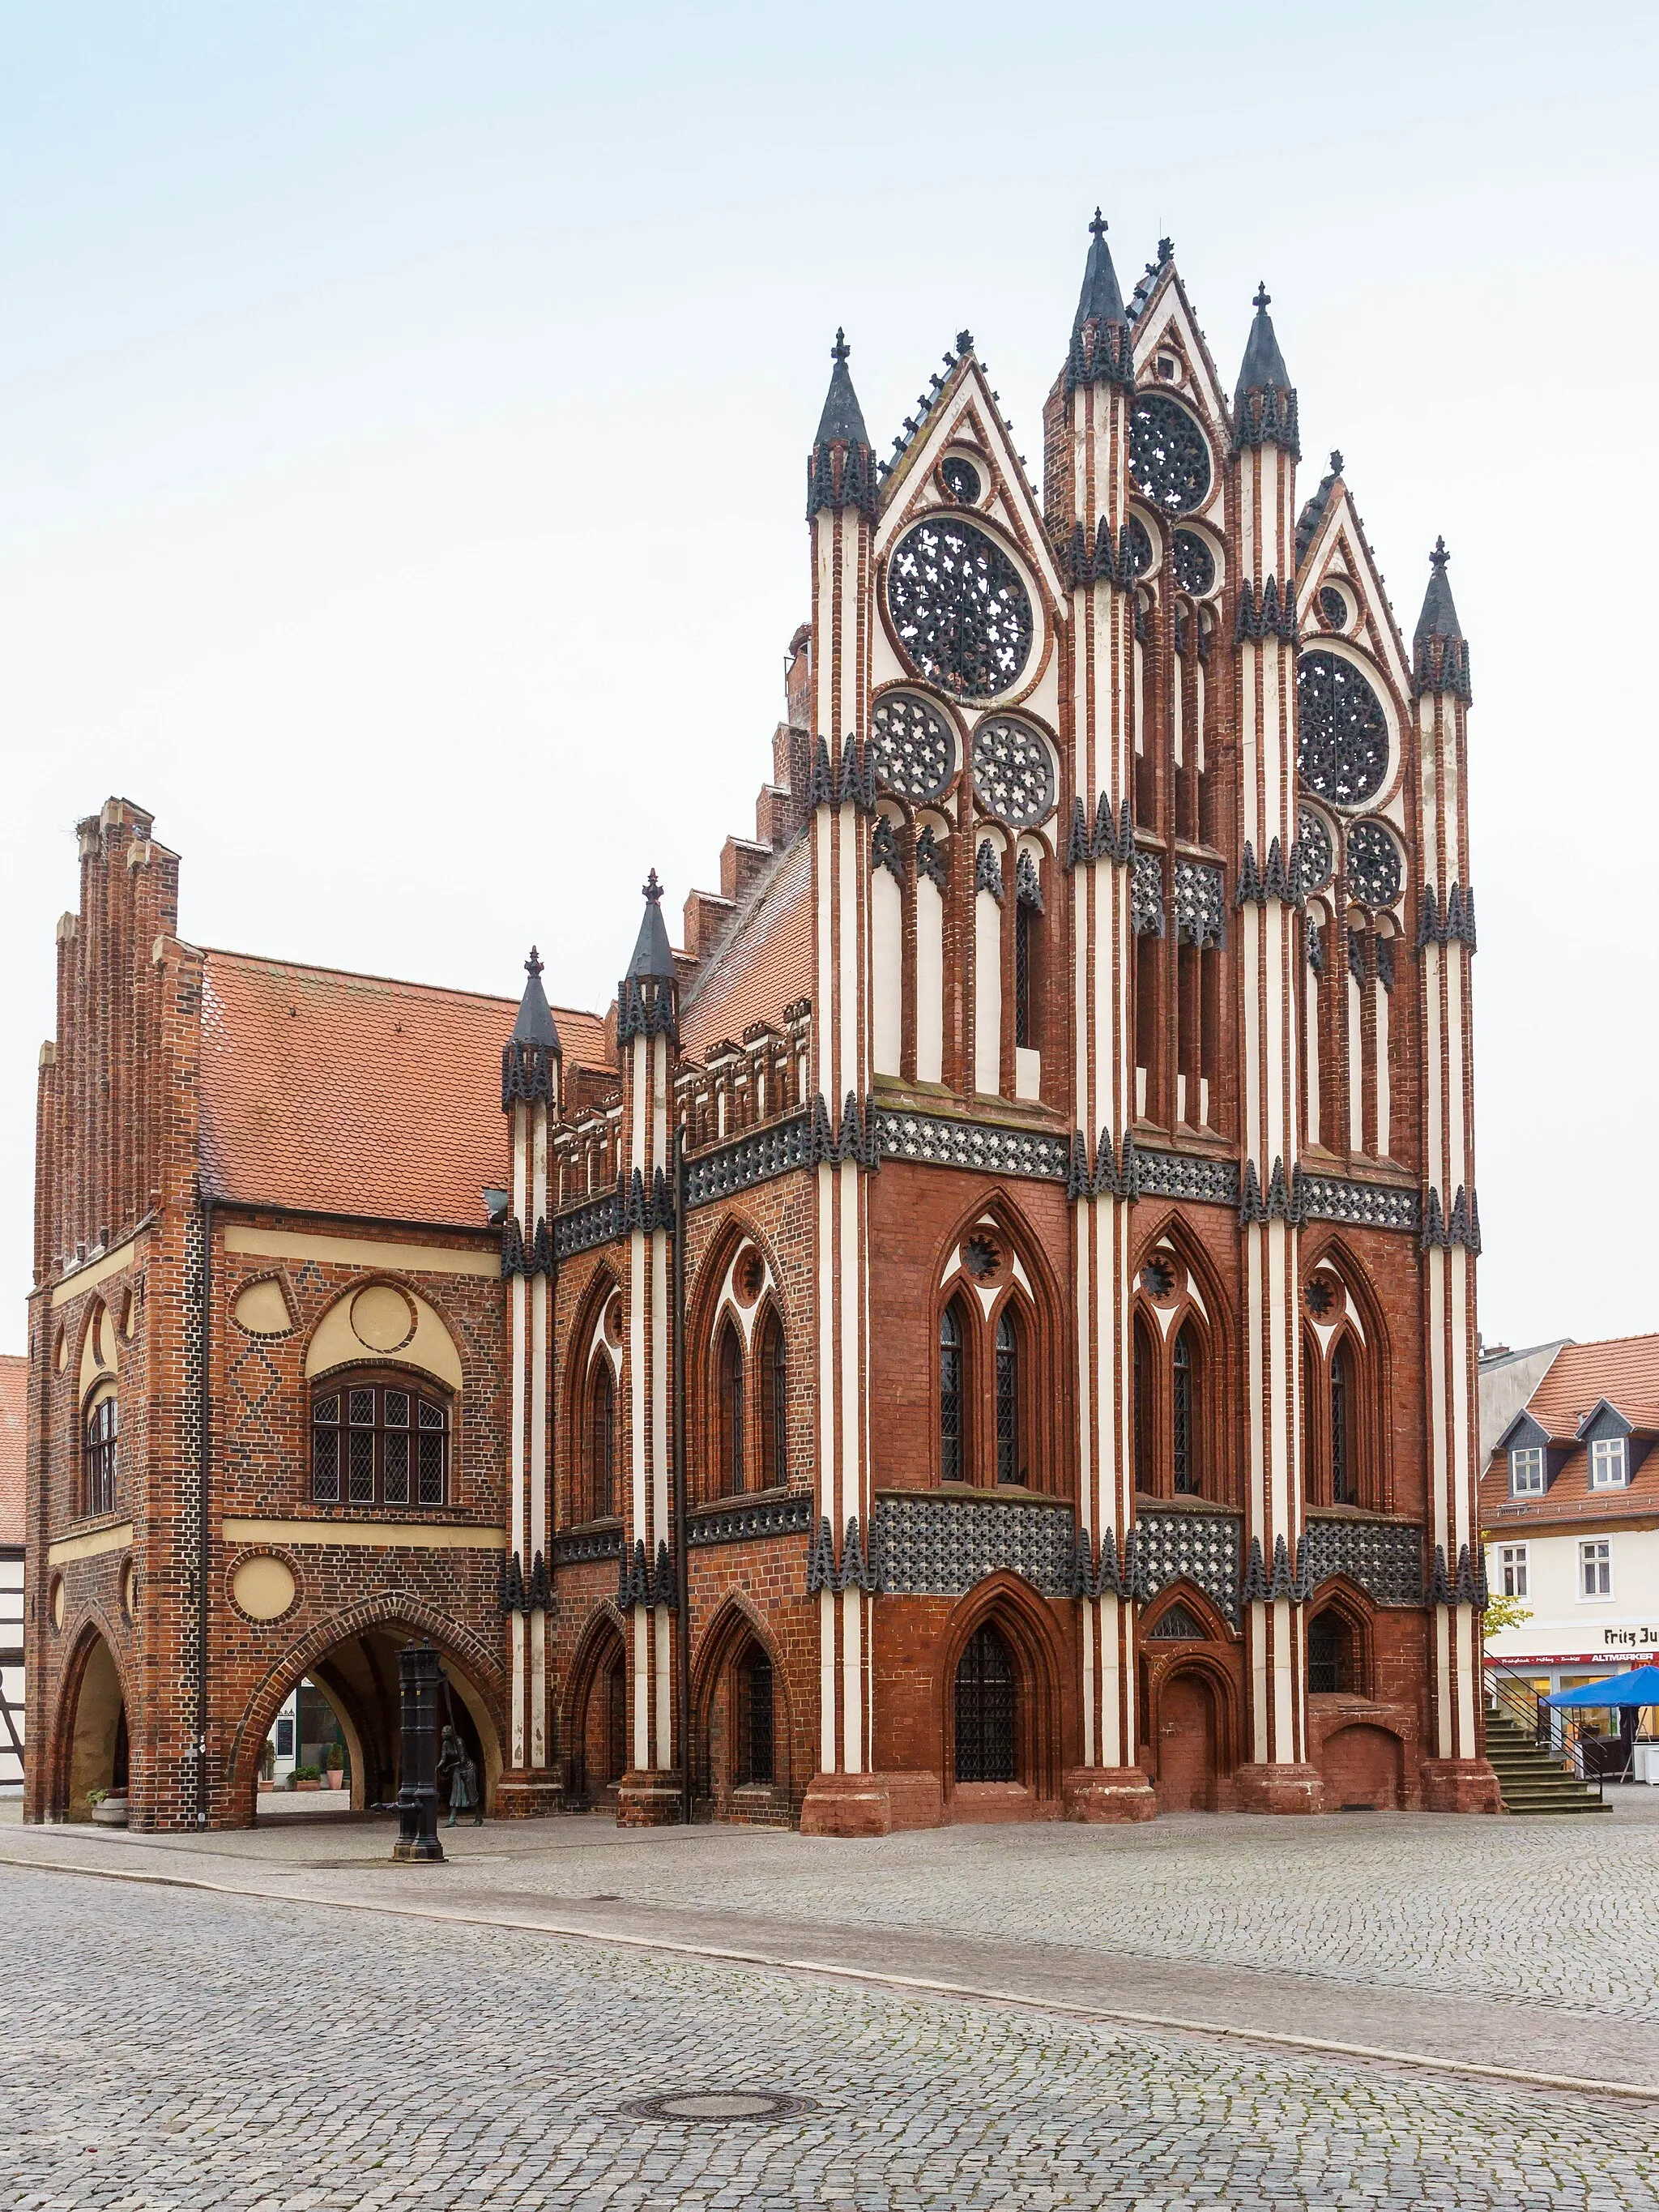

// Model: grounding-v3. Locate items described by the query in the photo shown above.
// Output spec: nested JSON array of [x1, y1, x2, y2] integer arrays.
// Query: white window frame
[[1499, 1544, 1529, 1600], [1509, 1445, 1546, 1497], [1589, 1435, 1628, 1489], [1580, 1537, 1613, 1601]]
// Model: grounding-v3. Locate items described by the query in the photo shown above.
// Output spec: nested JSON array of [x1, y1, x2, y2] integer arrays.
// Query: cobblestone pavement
[[22, 1791, 1658, 2026], [7, 1866, 1657, 2211]]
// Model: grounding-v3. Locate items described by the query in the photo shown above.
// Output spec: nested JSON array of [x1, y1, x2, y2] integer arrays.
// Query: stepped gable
[[199, 951, 606, 1228], [677, 836, 813, 1063], [0, 1353, 24, 1546]]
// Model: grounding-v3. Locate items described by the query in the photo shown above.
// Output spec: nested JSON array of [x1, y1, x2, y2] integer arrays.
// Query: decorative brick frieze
[[1136, 1149, 1239, 1207], [1299, 1176, 1418, 1233], [552, 1525, 623, 1567], [685, 1113, 813, 1208], [872, 1492, 1076, 1599], [689, 1494, 812, 1548], [1136, 1508, 1244, 1622], [1303, 1517, 1426, 1608], [873, 1111, 1071, 1185]]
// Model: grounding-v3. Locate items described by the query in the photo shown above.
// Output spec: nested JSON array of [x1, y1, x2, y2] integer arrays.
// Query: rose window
[[1346, 819, 1402, 910], [869, 692, 957, 802], [970, 720, 1055, 828], [1173, 529, 1216, 596], [885, 519, 1034, 698], [1297, 810, 1333, 894], [1128, 395, 1213, 515], [940, 456, 982, 503], [1296, 648, 1389, 807]]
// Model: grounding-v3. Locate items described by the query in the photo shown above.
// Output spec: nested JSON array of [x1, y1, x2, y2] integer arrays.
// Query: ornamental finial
[[955, 328, 975, 356], [1431, 535, 1450, 570], [1253, 280, 1271, 310], [642, 868, 663, 904], [1329, 449, 1344, 475], [1089, 207, 1108, 240], [525, 945, 544, 979], [831, 327, 849, 363]]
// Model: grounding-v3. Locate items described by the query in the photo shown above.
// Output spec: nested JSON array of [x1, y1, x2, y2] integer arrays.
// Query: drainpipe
[[672, 1127, 691, 1825], [195, 1191, 213, 1826]]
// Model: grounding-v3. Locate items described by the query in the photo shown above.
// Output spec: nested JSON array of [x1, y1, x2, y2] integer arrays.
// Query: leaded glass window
[[83, 1391, 117, 1519], [740, 1647, 774, 1786], [589, 1360, 616, 1520], [1172, 1326, 1197, 1496], [759, 1310, 787, 1489], [995, 1311, 1020, 1484], [954, 1621, 1016, 1783], [1330, 1343, 1351, 1505], [717, 1321, 744, 1497], [311, 1378, 449, 1509], [940, 1303, 965, 1484]]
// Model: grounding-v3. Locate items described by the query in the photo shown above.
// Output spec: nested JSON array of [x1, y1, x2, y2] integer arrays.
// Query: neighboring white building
[[1480, 1334, 1659, 1702], [0, 1353, 26, 1795]]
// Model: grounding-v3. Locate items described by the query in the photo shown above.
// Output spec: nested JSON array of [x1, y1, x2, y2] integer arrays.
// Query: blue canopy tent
[[1546, 1666, 1659, 1707]]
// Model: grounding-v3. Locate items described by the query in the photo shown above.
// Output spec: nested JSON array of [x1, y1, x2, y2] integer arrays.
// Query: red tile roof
[[1479, 1333, 1659, 1530], [0, 1353, 25, 1546], [678, 839, 814, 1062], [199, 952, 608, 1230]]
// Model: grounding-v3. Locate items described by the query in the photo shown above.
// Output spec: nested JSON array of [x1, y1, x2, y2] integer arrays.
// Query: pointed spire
[[1412, 539, 1472, 701], [625, 869, 676, 983], [808, 329, 876, 519], [511, 945, 561, 1053], [1234, 282, 1299, 455], [1073, 207, 1128, 338]]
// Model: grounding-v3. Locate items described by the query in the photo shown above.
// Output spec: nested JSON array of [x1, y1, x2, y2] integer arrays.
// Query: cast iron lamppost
[[392, 1641, 444, 1862]]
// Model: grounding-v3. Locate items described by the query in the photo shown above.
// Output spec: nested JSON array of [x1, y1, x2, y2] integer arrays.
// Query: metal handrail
[[1483, 1663, 1605, 1797]]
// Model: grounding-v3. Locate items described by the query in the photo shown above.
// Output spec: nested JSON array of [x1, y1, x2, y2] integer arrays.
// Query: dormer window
[[1509, 1446, 1545, 1497], [1590, 1436, 1629, 1489]]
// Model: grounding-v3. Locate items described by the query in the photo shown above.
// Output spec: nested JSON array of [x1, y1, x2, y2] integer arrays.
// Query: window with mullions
[[758, 1309, 787, 1489], [1590, 1436, 1628, 1489], [1509, 1446, 1545, 1496], [83, 1390, 118, 1518], [312, 1379, 449, 1508], [1330, 1343, 1351, 1505], [588, 1360, 616, 1520], [955, 1621, 1016, 1782], [940, 1301, 966, 1482], [995, 1311, 1021, 1484], [1133, 1317, 1154, 1492], [716, 1322, 745, 1496], [738, 1647, 774, 1787]]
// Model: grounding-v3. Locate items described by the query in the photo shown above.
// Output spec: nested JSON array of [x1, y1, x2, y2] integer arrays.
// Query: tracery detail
[[1297, 810, 1333, 893], [1173, 529, 1215, 596], [886, 519, 1034, 698], [1128, 395, 1213, 515], [869, 691, 956, 802], [1296, 648, 1389, 808], [1345, 819, 1402, 911], [971, 720, 1056, 828]]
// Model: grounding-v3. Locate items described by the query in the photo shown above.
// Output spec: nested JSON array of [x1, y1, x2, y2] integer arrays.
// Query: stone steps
[[1484, 1708, 1610, 1814]]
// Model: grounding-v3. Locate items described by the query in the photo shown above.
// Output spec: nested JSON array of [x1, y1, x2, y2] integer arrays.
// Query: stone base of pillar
[[1061, 1766, 1158, 1823], [491, 1770, 565, 1821], [616, 1771, 684, 1827], [800, 1770, 893, 1837], [1418, 1757, 1503, 1814], [1235, 1761, 1324, 1814]]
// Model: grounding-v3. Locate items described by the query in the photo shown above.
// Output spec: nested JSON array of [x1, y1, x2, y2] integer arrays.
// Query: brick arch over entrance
[[562, 1603, 629, 1808], [938, 1571, 1070, 1815], [47, 1614, 131, 1821], [225, 1591, 507, 1827], [690, 1592, 795, 1818], [1142, 1645, 1243, 1813]]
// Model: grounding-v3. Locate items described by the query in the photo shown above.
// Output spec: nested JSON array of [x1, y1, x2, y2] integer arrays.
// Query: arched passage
[[53, 1625, 129, 1821], [228, 1596, 505, 1828]]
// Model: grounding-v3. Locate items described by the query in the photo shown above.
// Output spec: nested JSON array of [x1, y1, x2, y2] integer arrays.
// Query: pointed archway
[[52, 1624, 129, 1821]]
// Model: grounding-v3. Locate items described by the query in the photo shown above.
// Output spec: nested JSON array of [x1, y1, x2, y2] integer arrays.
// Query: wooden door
[[1157, 1671, 1217, 1812]]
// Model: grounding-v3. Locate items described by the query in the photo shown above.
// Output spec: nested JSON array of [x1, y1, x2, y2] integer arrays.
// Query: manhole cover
[[621, 2090, 816, 2123]]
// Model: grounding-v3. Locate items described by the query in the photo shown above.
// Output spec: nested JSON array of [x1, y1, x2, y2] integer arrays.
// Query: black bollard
[[391, 1641, 445, 1863]]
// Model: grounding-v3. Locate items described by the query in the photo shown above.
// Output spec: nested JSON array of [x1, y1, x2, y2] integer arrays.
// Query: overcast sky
[[2, 2, 1655, 1357]]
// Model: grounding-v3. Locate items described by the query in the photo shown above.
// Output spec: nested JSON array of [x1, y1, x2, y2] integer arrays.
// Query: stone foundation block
[[616, 1771, 684, 1827], [1062, 1765, 1158, 1823], [491, 1771, 565, 1821], [799, 1770, 896, 1837], [1235, 1761, 1324, 1814], [1418, 1757, 1503, 1813]]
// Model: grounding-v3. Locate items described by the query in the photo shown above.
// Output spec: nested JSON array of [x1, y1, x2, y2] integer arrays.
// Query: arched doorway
[[233, 1608, 505, 1827], [569, 1617, 628, 1810], [58, 1630, 128, 1821], [689, 1602, 791, 1822], [1156, 1668, 1221, 1813], [955, 1622, 1016, 1783]]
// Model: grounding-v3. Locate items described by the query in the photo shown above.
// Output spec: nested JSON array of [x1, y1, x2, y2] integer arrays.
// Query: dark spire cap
[[1415, 536, 1465, 647], [813, 328, 870, 449], [512, 945, 561, 1053], [1072, 206, 1128, 339], [625, 868, 677, 983], [1235, 280, 1293, 408]]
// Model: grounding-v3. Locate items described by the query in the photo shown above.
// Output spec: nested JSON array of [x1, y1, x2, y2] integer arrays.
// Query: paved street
[[6, 1860, 1657, 2211]]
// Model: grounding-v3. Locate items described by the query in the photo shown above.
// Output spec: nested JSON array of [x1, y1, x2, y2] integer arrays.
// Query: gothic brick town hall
[[23, 210, 1497, 1834]]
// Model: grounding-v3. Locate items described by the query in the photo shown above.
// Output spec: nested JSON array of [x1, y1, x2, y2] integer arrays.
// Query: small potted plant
[[288, 1762, 322, 1791], [87, 1787, 129, 1829], [325, 1749, 345, 1790]]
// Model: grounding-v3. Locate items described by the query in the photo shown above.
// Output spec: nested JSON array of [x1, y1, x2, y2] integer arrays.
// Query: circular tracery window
[[1296, 649, 1389, 808], [1297, 810, 1333, 894], [1128, 395, 1212, 515], [885, 519, 1034, 698], [970, 719, 1055, 828], [1173, 529, 1216, 596], [940, 456, 982, 503], [869, 691, 957, 802], [1346, 819, 1402, 910]]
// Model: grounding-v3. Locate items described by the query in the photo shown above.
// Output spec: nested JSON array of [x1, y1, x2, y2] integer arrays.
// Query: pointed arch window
[[940, 1301, 966, 1483], [955, 1621, 1016, 1783], [1307, 1608, 1352, 1693], [589, 1360, 616, 1521], [1133, 1316, 1154, 1494], [1171, 1325, 1197, 1495], [758, 1309, 787, 1490], [738, 1646, 774, 1787], [717, 1320, 745, 1497], [83, 1386, 118, 1519], [1330, 1343, 1351, 1505], [995, 1309, 1021, 1484]]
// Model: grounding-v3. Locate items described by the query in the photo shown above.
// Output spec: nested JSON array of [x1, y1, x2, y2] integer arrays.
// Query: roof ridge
[[1552, 1330, 1659, 1356], [202, 945, 600, 1025]]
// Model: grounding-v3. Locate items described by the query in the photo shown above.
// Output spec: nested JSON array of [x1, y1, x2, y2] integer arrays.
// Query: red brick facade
[[25, 220, 1497, 1832]]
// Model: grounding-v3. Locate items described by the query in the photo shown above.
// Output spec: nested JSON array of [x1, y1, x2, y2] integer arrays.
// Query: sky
[[2, 1, 1656, 1356]]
